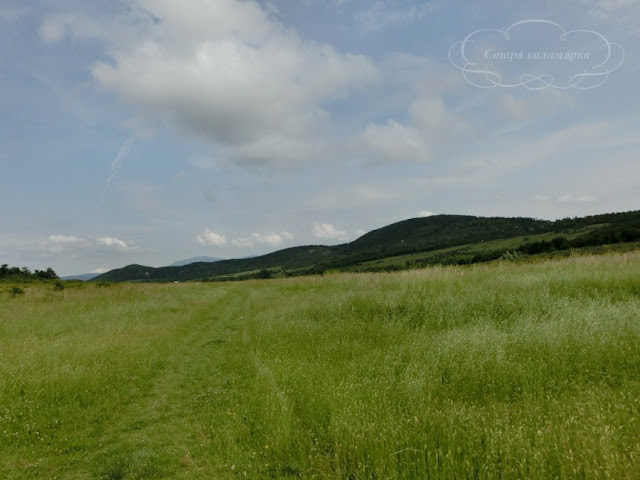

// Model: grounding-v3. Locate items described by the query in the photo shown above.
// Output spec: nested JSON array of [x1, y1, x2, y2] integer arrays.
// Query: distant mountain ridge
[[169, 256, 223, 267], [93, 211, 640, 283], [66, 256, 241, 281], [62, 273, 100, 281]]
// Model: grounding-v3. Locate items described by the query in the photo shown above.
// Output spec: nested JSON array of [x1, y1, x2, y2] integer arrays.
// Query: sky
[[0, 0, 638, 276]]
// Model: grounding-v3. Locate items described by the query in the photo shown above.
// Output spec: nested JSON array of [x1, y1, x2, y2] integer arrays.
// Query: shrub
[[257, 269, 273, 279], [9, 286, 24, 297], [551, 236, 571, 250]]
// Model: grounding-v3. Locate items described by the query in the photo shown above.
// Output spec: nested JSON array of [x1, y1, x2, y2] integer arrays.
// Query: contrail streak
[[99, 136, 135, 206]]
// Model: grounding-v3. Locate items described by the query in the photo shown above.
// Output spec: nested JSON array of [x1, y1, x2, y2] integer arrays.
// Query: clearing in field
[[1, 252, 639, 479]]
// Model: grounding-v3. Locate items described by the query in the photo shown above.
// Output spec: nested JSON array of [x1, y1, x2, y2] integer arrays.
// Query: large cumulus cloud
[[65, 0, 378, 168]]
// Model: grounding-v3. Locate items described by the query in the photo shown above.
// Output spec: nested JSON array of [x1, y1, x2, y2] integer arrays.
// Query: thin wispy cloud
[[99, 136, 135, 206]]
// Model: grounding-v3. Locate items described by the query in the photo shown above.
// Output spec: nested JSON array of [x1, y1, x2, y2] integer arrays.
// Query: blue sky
[[1, 0, 638, 276]]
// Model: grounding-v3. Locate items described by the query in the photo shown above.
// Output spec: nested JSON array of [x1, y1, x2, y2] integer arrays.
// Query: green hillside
[[93, 210, 640, 282]]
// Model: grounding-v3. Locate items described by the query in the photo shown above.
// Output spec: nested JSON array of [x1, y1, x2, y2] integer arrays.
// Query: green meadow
[[1, 252, 639, 479]]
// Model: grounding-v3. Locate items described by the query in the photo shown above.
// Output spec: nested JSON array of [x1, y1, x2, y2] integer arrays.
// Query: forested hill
[[93, 210, 640, 282]]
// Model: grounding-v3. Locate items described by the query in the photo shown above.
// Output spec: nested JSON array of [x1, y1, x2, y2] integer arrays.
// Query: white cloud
[[49, 234, 86, 245], [196, 229, 227, 247], [418, 210, 434, 217], [41, 235, 133, 255], [360, 120, 432, 163], [55, 0, 377, 169], [313, 223, 348, 241], [197, 229, 294, 249], [232, 232, 294, 248], [499, 90, 575, 122], [357, 96, 472, 164], [42, 235, 89, 254], [409, 97, 465, 135], [97, 237, 130, 250], [91, 268, 110, 274]]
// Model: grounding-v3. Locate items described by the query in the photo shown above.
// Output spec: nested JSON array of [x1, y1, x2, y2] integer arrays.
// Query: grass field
[[1, 252, 639, 479]]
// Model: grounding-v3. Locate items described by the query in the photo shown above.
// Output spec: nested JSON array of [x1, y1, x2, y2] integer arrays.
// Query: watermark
[[449, 19, 624, 90]]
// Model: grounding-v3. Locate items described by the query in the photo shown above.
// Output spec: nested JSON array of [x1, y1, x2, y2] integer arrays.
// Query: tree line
[[0, 264, 59, 282]]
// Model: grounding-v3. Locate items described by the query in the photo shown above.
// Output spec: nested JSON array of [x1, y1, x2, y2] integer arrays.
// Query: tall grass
[[1, 252, 639, 478]]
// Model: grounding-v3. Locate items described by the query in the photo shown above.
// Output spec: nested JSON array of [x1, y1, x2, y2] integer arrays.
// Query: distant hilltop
[[93, 210, 640, 283]]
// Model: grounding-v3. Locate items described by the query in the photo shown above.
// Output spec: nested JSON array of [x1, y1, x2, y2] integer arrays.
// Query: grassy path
[[1, 283, 258, 479], [86, 284, 253, 479]]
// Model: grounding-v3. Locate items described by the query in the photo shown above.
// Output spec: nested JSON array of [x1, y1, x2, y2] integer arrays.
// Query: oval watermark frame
[[448, 19, 624, 90]]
